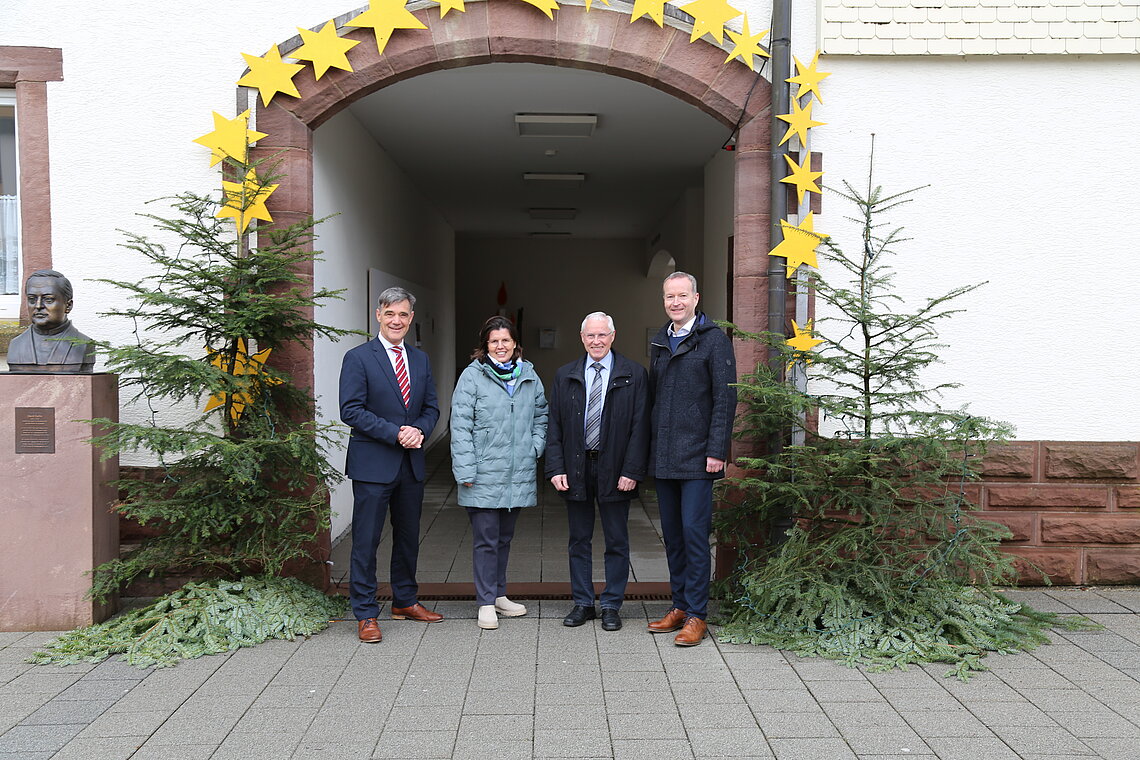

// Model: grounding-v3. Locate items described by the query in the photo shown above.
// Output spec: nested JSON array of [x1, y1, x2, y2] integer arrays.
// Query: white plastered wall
[[810, 55, 1140, 440], [314, 109, 456, 541]]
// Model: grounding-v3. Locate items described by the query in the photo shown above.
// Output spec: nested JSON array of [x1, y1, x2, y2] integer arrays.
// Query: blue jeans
[[654, 478, 713, 619]]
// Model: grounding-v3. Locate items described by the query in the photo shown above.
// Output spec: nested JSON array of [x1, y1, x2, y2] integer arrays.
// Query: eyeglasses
[[582, 333, 613, 341]]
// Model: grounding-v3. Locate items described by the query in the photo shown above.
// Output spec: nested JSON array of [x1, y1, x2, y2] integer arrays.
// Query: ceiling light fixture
[[528, 208, 578, 220], [515, 113, 597, 137], [522, 172, 586, 182]]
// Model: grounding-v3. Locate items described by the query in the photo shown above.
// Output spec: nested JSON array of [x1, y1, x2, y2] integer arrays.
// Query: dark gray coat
[[648, 313, 737, 480], [544, 351, 650, 503]]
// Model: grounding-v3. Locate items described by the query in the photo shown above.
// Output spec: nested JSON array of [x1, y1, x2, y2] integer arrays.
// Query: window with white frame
[[0, 91, 18, 317]]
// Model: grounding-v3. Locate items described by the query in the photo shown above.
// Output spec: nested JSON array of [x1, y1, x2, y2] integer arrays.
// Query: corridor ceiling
[[347, 62, 734, 239]]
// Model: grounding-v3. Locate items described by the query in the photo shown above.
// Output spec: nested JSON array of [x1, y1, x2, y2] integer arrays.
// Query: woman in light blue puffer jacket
[[451, 315, 547, 630]]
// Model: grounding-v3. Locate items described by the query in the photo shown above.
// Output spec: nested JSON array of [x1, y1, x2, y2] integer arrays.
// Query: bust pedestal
[[0, 373, 119, 630]]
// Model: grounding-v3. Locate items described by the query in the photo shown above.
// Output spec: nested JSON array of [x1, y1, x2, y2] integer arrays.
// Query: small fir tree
[[716, 161, 1087, 678], [84, 153, 355, 602]]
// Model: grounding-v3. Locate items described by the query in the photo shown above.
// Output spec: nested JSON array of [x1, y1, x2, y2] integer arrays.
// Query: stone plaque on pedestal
[[1, 373, 119, 631]]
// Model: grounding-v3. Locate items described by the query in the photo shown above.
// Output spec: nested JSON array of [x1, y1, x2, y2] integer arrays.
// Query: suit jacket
[[339, 338, 440, 484], [544, 350, 650, 503]]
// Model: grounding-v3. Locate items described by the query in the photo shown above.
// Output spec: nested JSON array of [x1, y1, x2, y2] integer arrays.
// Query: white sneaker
[[495, 596, 527, 617], [477, 604, 499, 630]]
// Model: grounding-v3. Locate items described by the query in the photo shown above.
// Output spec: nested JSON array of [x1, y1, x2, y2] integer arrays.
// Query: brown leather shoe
[[647, 607, 687, 633], [390, 602, 444, 623], [674, 617, 708, 647], [358, 618, 382, 643]]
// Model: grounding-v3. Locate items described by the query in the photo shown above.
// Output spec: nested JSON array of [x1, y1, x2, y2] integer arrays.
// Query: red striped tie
[[391, 346, 410, 407]]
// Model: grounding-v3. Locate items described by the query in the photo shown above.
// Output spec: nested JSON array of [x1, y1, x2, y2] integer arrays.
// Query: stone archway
[[253, 0, 774, 394]]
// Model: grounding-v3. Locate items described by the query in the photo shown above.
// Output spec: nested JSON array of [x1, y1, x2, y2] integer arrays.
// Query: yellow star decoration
[[192, 110, 267, 167], [680, 0, 741, 44], [781, 152, 823, 206], [293, 21, 361, 80], [583, 0, 611, 11], [769, 212, 828, 278], [436, 0, 467, 17], [237, 45, 304, 106], [204, 339, 280, 423], [786, 319, 824, 370], [217, 169, 278, 233], [724, 14, 769, 71], [520, 0, 561, 19], [630, 0, 669, 26], [777, 97, 825, 148], [346, 0, 428, 55], [788, 51, 831, 104]]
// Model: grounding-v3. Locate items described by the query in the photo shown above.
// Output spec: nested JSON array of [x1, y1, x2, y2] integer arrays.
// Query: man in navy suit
[[340, 286, 442, 642]]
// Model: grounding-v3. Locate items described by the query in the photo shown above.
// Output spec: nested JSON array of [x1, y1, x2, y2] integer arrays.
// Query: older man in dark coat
[[647, 272, 737, 646], [546, 312, 649, 632]]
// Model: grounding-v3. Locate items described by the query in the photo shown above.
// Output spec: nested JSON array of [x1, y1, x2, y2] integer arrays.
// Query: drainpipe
[[767, 0, 794, 546]]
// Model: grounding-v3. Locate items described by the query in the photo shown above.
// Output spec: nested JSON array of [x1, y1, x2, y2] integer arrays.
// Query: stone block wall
[[979, 441, 1140, 585]]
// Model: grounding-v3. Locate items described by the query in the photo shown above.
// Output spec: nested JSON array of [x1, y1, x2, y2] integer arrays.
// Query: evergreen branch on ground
[[29, 577, 346, 669]]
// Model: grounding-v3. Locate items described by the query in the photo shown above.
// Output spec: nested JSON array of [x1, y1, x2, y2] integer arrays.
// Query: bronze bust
[[7, 270, 96, 373]]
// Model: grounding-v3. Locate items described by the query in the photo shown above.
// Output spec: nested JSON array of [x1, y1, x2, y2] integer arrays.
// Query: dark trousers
[[466, 507, 521, 605], [655, 477, 713, 620], [349, 454, 423, 620], [566, 458, 631, 610]]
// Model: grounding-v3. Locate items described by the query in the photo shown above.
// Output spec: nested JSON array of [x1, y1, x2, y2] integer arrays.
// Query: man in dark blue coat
[[647, 272, 737, 646], [339, 286, 442, 643], [546, 312, 649, 632]]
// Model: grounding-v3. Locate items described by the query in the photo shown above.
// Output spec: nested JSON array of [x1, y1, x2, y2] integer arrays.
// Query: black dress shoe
[[563, 605, 597, 627], [600, 608, 622, 631]]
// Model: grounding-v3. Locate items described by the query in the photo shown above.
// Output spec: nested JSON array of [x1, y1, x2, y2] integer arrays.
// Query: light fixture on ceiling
[[529, 231, 573, 238], [528, 208, 578, 220], [515, 113, 597, 137], [522, 172, 586, 182]]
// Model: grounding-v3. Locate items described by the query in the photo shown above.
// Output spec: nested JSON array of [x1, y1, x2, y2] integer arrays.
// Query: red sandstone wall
[[980, 442, 1140, 585]]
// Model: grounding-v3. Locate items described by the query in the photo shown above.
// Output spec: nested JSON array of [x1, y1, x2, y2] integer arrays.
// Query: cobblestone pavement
[[2, 588, 1140, 759]]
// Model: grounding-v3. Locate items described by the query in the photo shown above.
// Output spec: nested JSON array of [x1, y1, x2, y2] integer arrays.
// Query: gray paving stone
[[1048, 709, 1140, 738], [50, 735, 147, 760], [767, 737, 857, 759], [0, 671, 82, 696], [878, 687, 962, 712], [679, 701, 758, 728], [452, 739, 536, 759], [753, 710, 840, 739], [384, 703, 461, 732], [374, 729, 457, 758], [612, 738, 695, 759], [807, 678, 886, 702], [211, 731, 302, 759], [825, 703, 910, 731], [534, 703, 608, 730], [533, 728, 612, 758], [21, 698, 116, 725], [0, 752, 54, 759], [924, 737, 1023, 759], [535, 682, 605, 706], [837, 727, 929, 756], [603, 689, 677, 713], [77, 708, 170, 738], [743, 688, 818, 713], [608, 711, 687, 740], [687, 726, 771, 755], [462, 688, 535, 714], [898, 709, 992, 738], [989, 725, 1095, 756], [145, 713, 241, 745], [0, 723, 84, 753], [669, 680, 749, 704], [457, 713, 532, 741], [231, 705, 318, 734], [965, 699, 1058, 727], [291, 740, 375, 759]]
